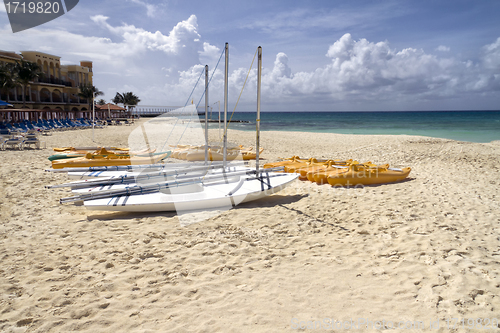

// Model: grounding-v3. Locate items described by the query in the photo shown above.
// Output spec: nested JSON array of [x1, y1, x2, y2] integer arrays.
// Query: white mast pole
[[92, 92, 95, 141], [256, 46, 262, 173], [223, 42, 228, 169], [205, 65, 209, 164]]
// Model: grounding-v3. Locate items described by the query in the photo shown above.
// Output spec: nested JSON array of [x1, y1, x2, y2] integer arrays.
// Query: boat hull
[[84, 172, 298, 212]]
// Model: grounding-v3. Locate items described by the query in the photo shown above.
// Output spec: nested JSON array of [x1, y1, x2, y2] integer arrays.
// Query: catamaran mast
[[223, 42, 229, 168], [92, 92, 95, 142], [256, 46, 262, 173], [204, 65, 209, 164]]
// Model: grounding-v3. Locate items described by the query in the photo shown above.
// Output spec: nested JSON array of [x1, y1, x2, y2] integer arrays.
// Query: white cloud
[[271, 53, 292, 79], [90, 14, 201, 55], [87, 14, 219, 84], [0, 14, 221, 105], [1, 11, 498, 111], [482, 37, 500, 70], [436, 45, 450, 52], [199, 42, 221, 66], [0, 25, 124, 62], [128, 0, 157, 18], [252, 33, 500, 108], [143, 33, 500, 110]]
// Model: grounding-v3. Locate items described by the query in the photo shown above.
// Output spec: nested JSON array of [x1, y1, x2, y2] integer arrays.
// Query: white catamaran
[[49, 44, 299, 213]]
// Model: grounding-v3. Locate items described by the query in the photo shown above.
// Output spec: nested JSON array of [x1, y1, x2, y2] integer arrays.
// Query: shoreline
[[223, 126, 500, 145], [210, 110, 500, 144], [1, 120, 499, 332]]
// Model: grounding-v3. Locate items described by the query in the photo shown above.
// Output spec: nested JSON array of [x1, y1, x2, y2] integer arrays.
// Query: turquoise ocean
[[205, 111, 500, 143]]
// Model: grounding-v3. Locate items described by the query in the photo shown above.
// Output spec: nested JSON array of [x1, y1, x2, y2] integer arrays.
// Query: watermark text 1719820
[[5, 2, 61, 14], [3, 0, 79, 33]]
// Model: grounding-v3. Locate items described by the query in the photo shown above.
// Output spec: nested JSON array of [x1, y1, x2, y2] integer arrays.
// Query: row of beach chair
[[0, 131, 43, 150], [0, 118, 113, 136]]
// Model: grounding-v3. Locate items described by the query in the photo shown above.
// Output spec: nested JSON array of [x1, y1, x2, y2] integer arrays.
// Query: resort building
[[0, 50, 94, 119]]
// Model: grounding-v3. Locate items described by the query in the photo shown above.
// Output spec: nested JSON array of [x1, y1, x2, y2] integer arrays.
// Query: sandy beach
[[1, 118, 500, 332]]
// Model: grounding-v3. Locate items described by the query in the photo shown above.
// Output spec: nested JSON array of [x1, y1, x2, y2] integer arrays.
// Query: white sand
[[1, 119, 500, 332]]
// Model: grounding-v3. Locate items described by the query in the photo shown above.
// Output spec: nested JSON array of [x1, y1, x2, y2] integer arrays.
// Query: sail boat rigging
[[50, 43, 299, 213]]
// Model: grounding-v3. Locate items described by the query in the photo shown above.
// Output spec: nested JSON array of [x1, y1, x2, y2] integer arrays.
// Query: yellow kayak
[[185, 149, 241, 161], [51, 151, 170, 169], [326, 164, 411, 186], [173, 145, 263, 161], [48, 148, 153, 161], [263, 156, 308, 168], [296, 160, 354, 180], [308, 161, 362, 184], [264, 156, 411, 186], [171, 145, 203, 159], [283, 158, 351, 174], [240, 147, 264, 160], [53, 146, 129, 152]]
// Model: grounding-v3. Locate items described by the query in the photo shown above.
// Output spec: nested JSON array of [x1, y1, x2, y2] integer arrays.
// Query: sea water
[[205, 111, 500, 143]]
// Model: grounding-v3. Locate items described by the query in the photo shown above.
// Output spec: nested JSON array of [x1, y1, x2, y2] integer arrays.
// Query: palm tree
[[78, 83, 104, 113], [0, 63, 17, 101], [113, 92, 140, 117], [14, 59, 43, 108], [97, 98, 106, 105]]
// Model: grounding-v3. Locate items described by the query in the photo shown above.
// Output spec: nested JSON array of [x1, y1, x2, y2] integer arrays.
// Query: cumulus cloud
[[2, 14, 498, 110], [199, 42, 221, 66], [0, 14, 222, 106], [90, 14, 201, 55], [255, 33, 500, 108], [271, 53, 292, 79], [163, 34, 500, 110]]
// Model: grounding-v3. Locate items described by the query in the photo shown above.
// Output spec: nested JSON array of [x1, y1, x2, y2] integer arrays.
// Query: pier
[[131, 106, 203, 117], [130, 105, 250, 123]]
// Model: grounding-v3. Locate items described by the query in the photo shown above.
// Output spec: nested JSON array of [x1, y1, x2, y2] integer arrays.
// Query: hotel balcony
[[35, 77, 73, 87]]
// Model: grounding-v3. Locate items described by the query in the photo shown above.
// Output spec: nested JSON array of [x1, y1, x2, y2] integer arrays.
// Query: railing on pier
[[132, 105, 204, 117]]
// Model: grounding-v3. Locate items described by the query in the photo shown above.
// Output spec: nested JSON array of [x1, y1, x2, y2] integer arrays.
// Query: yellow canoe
[[264, 157, 355, 181], [308, 161, 362, 184], [263, 156, 307, 169], [173, 145, 263, 161], [185, 149, 241, 161], [326, 164, 411, 186], [53, 146, 129, 152], [283, 158, 352, 174], [240, 147, 264, 160], [48, 147, 153, 161], [51, 151, 170, 169], [296, 160, 354, 180], [171, 145, 203, 159]]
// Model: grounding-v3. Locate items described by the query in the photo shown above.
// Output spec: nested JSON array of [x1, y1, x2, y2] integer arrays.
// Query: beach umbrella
[[0, 100, 13, 108]]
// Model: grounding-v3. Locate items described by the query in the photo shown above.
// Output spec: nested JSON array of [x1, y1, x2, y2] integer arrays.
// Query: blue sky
[[1, 0, 499, 111]]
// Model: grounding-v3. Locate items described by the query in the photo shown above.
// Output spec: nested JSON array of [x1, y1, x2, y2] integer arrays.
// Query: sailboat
[[53, 44, 298, 213]]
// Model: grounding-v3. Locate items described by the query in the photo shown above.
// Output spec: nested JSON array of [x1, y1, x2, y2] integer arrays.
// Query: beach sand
[[1, 119, 500, 332]]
